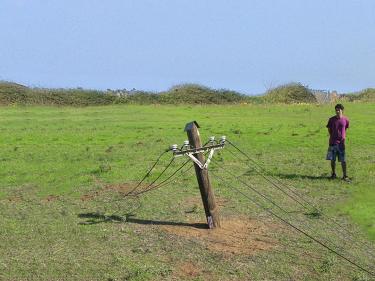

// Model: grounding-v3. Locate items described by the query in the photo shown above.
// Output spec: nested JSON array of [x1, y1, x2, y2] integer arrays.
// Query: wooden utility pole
[[184, 121, 220, 229]]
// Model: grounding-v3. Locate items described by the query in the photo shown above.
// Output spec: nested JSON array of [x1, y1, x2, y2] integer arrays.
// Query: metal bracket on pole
[[172, 141, 225, 170]]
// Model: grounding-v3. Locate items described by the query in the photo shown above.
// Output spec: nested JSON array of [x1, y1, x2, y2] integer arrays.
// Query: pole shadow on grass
[[78, 212, 208, 229]]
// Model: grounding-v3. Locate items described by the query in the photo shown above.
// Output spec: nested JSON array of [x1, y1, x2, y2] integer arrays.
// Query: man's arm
[[327, 119, 332, 136]]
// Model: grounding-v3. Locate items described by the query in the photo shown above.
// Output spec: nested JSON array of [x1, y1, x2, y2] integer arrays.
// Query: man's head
[[335, 103, 344, 117]]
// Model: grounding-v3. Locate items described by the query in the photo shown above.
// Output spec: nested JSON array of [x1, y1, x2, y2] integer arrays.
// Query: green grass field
[[0, 103, 374, 280]]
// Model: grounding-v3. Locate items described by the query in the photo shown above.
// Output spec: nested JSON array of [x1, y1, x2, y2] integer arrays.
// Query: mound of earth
[[79, 188, 282, 256], [160, 216, 279, 256]]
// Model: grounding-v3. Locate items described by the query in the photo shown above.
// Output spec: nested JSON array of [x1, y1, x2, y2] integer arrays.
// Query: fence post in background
[[185, 121, 220, 229]]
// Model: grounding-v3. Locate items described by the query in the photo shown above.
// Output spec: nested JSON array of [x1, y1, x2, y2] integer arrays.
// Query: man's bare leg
[[330, 160, 336, 178], [341, 162, 348, 179]]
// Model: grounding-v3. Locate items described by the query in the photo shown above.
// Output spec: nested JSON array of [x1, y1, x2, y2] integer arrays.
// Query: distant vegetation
[[345, 88, 375, 102], [0, 82, 116, 106], [159, 84, 246, 104], [0, 80, 373, 106], [263, 83, 316, 104]]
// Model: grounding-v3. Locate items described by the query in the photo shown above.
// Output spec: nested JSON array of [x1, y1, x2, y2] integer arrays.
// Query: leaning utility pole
[[184, 121, 221, 229]]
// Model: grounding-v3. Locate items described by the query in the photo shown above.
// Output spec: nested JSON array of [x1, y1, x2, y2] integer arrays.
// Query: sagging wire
[[210, 164, 375, 277], [211, 164, 365, 265], [225, 138, 375, 260], [81, 148, 176, 219], [133, 158, 191, 196]]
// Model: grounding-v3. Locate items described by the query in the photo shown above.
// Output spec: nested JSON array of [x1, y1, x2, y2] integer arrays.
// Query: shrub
[[357, 88, 375, 101], [124, 92, 159, 104], [343, 88, 375, 102], [0, 82, 118, 106], [159, 83, 246, 104], [264, 83, 317, 104], [0, 81, 29, 104]]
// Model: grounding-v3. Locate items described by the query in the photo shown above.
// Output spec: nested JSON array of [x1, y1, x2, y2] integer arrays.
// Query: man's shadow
[[77, 212, 208, 229]]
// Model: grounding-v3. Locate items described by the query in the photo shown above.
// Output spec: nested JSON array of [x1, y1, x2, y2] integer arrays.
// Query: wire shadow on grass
[[77, 212, 208, 229]]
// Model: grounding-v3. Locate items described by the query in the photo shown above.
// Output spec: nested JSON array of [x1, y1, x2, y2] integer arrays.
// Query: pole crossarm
[[171, 142, 225, 170]]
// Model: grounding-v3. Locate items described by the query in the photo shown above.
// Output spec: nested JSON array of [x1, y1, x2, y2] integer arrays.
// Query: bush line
[[0, 81, 374, 106]]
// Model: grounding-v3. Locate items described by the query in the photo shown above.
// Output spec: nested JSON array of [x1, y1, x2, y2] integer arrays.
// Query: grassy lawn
[[0, 103, 374, 280]]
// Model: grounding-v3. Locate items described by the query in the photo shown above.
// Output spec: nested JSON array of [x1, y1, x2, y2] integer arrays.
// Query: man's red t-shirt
[[326, 116, 349, 145]]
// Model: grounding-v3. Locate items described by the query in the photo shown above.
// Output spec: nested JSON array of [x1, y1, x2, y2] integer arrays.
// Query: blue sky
[[1, 0, 374, 95]]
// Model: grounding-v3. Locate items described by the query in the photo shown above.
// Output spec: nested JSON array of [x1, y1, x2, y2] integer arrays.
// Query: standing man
[[326, 104, 350, 181]]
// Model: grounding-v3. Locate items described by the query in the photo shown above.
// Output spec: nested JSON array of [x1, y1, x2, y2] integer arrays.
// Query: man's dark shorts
[[326, 143, 346, 162]]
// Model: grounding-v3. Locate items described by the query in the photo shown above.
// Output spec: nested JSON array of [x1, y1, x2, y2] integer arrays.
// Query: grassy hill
[[0, 81, 251, 106], [0, 81, 29, 104], [345, 88, 375, 102], [0, 81, 317, 106], [159, 84, 248, 104], [0, 81, 117, 106], [1, 80, 374, 107], [264, 83, 317, 104]]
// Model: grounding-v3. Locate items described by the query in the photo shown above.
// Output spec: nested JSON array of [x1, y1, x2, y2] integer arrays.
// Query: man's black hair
[[335, 103, 344, 110]]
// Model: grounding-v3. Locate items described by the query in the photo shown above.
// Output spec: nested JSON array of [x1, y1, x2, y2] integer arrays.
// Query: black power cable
[[127, 148, 171, 196], [226, 140, 318, 210], [225, 139, 375, 260], [211, 167, 375, 277], [211, 164, 365, 263], [225, 145, 372, 255], [134, 158, 191, 196]]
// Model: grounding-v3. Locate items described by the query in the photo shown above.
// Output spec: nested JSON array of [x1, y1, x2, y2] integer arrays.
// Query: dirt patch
[[161, 216, 279, 256], [105, 182, 159, 196], [176, 262, 201, 278], [105, 183, 137, 194], [80, 190, 101, 201], [7, 195, 23, 203], [172, 262, 213, 280], [41, 195, 60, 203], [167, 260, 215, 280], [80, 183, 138, 201]]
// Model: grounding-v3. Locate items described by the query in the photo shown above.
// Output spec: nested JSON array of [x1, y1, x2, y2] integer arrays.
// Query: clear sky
[[1, 0, 374, 95]]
